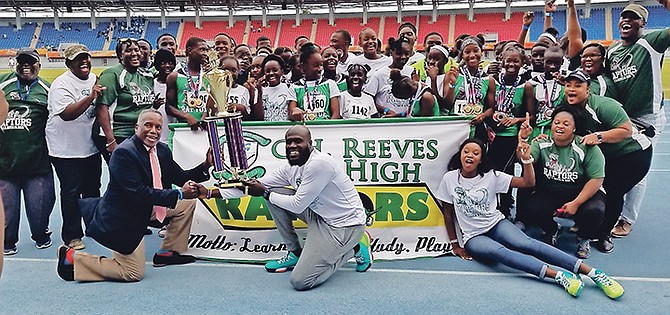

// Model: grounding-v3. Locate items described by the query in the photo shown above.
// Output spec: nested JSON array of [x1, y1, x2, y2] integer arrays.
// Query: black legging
[[597, 147, 653, 239], [525, 189, 606, 240]]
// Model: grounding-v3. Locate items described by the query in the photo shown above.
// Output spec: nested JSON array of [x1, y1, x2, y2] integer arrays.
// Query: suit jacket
[[81, 135, 209, 255]]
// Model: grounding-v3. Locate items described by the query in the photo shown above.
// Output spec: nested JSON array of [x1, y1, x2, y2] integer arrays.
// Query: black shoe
[[593, 236, 614, 253], [153, 250, 196, 267], [541, 224, 561, 246], [56, 245, 74, 281]]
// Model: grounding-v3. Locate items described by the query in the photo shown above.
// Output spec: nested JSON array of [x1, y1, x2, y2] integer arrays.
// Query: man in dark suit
[[56, 109, 211, 282]]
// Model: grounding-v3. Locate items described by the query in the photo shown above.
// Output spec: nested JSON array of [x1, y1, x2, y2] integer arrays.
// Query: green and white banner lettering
[[171, 117, 471, 261]]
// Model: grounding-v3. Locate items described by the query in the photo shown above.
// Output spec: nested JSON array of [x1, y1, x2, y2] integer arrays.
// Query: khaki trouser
[[73, 199, 196, 282]]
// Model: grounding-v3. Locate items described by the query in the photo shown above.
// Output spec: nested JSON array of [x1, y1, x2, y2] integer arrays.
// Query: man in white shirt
[[215, 125, 372, 290], [46, 44, 105, 251]]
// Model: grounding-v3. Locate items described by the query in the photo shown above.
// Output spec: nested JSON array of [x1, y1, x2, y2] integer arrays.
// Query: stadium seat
[[578, 8, 606, 41], [277, 19, 313, 48], [144, 21, 180, 48], [454, 12, 525, 43], [180, 20, 246, 48], [38, 22, 109, 51], [0, 23, 36, 50], [247, 19, 279, 48], [417, 15, 450, 46], [529, 10, 566, 41]]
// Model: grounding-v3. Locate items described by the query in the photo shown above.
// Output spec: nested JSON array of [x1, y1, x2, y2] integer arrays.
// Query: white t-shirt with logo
[[153, 79, 175, 143], [46, 71, 98, 158], [349, 54, 392, 73], [426, 74, 445, 98], [339, 90, 377, 119], [364, 65, 415, 115], [435, 170, 512, 244], [262, 83, 290, 121], [228, 85, 251, 114]]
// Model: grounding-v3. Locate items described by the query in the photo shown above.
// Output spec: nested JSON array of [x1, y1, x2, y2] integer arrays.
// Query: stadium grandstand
[[0, 0, 667, 59]]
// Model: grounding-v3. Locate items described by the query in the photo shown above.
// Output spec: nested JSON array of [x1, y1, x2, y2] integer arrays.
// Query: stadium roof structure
[[0, 0, 641, 15]]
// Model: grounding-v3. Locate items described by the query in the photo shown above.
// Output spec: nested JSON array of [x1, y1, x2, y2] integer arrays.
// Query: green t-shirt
[[530, 136, 605, 198], [450, 68, 486, 116], [529, 76, 565, 139], [410, 86, 439, 117], [589, 74, 617, 99], [175, 67, 210, 122], [606, 29, 670, 118], [0, 73, 51, 176], [96, 64, 156, 138], [491, 76, 526, 137], [288, 78, 341, 120], [579, 94, 649, 158]]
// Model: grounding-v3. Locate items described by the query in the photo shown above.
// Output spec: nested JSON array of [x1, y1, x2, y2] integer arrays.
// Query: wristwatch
[[263, 189, 271, 200], [595, 132, 603, 144]]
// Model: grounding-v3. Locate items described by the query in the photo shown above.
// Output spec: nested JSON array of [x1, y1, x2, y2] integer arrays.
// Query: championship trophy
[[203, 51, 249, 188]]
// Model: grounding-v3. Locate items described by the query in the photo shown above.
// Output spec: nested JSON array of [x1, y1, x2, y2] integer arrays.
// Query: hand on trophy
[[241, 179, 266, 196], [204, 147, 216, 168]]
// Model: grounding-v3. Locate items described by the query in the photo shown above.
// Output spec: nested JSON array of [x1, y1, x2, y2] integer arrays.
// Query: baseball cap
[[63, 44, 91, 61], [565, 69, 591, 84], [153, 48, 176, 71], [621, 4, 649, 22], [16, 49, 40, 63]]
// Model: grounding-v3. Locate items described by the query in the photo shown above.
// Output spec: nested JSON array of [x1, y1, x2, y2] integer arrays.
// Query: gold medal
[[187, 96, 202, 108], [544, 108, 553, 119], [472, 104, 483, 115], [306, 113, 317, 121], [463, 104, 473, 115]]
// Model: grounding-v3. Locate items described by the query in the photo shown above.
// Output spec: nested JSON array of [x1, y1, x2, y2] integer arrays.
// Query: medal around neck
[[203, 52, 249, 190]]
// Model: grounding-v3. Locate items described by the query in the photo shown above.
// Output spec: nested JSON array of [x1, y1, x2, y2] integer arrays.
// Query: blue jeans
[[51, 154, 102, 243], [1, 173, 55, 249], [465, 219, 582, 278]]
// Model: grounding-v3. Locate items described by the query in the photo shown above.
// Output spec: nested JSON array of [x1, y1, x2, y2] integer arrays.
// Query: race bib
[[303, 93, 327, 120]]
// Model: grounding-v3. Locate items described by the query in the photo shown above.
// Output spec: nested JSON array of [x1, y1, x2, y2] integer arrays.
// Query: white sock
[[587, 269, 597, 277]]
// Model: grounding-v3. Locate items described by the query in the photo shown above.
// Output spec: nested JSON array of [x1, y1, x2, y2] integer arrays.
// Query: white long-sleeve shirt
[[219, 150, 366, 227]]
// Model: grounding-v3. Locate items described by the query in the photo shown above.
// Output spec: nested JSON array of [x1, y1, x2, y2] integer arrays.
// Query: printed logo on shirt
[[610, 53, 637, 83], [7, 91, 21, 101], [543, 153, 579, 182], [1, 106, 31, 131], [453, 186, 490, 218], [129, 82, 155, 105], [262, 93, 288, 121], [81, 88, 91, 97]]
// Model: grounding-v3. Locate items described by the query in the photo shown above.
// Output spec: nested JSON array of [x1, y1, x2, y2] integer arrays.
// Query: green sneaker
[[354, 231, 373, 272], [555, 271, 584, 297], [591, 269, 625, 299], [264, 252, 299, 273]]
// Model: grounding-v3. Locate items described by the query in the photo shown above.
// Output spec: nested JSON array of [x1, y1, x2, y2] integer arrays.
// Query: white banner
[[171, 117, 471, 261]]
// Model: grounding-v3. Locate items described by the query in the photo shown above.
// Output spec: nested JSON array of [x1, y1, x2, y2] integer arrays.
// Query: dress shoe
[[153, 250, 196, 267]]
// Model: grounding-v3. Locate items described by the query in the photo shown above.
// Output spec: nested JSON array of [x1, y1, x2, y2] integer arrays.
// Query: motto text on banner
[[171, 117, 471, 261]]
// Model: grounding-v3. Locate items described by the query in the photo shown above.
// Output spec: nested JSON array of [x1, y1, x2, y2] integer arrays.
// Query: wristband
[[545, 12, 553, 17], [595, 132, 603, 144], [521, 156, 535, 165], [449, 239, 459, 244], [383, 107, 390, 115], [206, 189, 212, 199], [520, 137, 529, 143], [105, 139, 116, 148], [178, 189, 184, 200], [400, 112, 406, 117], [448, 82, 455, 89], [522, 24, 530, 31]]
